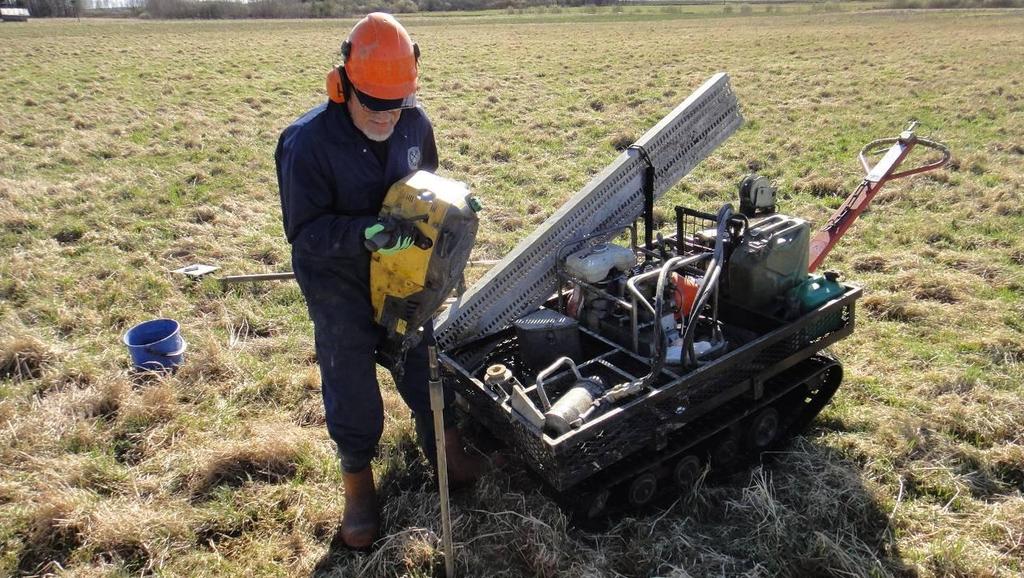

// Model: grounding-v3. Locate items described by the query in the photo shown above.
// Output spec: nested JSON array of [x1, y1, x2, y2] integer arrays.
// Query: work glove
[[364, 218, 416, 255]]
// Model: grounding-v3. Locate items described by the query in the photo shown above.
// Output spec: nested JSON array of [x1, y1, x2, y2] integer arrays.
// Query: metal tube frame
[[625, 253, 711, 353]]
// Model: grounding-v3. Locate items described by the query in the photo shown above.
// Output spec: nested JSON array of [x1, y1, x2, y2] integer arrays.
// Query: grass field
[[2, 6, 1023, 577]]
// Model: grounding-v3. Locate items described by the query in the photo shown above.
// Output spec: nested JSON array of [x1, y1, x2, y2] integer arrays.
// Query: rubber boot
[[415, 413, 486, 488], [340, 466, 379, 550]]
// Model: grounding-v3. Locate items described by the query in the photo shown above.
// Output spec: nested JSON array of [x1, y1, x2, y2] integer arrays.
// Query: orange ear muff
[[326, 66, 345, 104]]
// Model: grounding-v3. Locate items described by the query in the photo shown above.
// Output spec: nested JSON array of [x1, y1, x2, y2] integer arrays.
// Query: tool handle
[[364, 219, 435, 252], [810, 126, 950, 272], [363, 231, 392, 252], [888, 137, 951, 179], [535, 357, 582, 411], [858, 134, 950, 182]]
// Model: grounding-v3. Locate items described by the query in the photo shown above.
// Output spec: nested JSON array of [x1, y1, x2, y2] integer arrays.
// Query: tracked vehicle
[[433, 74, 948, 518]]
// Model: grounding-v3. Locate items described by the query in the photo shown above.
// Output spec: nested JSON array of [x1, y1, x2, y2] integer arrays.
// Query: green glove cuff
[[364, 222, 385, 240]]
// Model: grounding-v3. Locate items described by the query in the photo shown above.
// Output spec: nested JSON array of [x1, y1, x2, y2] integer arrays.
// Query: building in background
[[1, 3, 31, 20]]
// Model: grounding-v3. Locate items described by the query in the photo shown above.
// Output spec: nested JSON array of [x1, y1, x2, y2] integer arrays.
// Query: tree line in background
[[10, 0, 1024, 20], [140, 0, 624, 19], [14, 0, 623, 18]]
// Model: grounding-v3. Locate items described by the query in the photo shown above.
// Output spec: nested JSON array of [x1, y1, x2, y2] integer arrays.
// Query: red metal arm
[[808, 123, 950, 272]]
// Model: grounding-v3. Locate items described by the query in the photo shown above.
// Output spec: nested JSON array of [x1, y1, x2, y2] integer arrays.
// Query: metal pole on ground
[[427, 344, 455, 578]]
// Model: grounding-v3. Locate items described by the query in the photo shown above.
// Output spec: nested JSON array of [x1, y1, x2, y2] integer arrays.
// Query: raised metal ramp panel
[[436, 73, 743, 350]]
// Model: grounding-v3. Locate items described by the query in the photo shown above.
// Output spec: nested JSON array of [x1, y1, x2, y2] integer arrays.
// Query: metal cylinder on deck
[[543, 378, 604, 436]]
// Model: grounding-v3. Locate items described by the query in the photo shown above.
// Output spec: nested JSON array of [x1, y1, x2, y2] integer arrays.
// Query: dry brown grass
[[82, 499, 193, 572], [0, 334, 52, 383], [17, 489, 92, 575], [186, 424, 311, 498], [860, 292, 930, 323]]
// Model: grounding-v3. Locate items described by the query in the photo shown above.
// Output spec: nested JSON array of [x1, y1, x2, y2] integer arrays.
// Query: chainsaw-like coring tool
[[365, 171, 482, 379], [363, 172, 478, 576]]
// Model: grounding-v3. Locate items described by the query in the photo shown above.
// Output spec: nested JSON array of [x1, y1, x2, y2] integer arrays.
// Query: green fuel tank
[[727, 214, 810, 315], [788, 271, 845, 314]]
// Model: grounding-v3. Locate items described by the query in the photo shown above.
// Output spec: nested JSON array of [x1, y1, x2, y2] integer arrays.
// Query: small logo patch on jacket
[[407, 146, 421, 171]]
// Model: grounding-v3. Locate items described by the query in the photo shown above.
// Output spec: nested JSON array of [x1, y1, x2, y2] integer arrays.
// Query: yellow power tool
[[366, 171, 481, 371], [365, 170, 478, 577]]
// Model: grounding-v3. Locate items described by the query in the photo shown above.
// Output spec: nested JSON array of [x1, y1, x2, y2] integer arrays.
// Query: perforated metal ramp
[[436, 73, 743, 350]]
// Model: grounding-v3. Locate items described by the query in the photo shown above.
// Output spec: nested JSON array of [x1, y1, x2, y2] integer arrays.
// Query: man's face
[[347, 90, 402, 142]]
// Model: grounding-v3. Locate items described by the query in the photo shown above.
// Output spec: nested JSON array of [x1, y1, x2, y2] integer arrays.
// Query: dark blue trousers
[[293, 253, 454, 472]]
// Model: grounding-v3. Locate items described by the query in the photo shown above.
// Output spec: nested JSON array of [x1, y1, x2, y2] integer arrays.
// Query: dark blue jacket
[[276, 101, 439, 262]]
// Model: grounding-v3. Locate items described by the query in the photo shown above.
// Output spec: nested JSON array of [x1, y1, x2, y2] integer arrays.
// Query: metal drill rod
[[212, 260, 499, 287], [427, 344, 455, 578], [219, 272, 296, 285]]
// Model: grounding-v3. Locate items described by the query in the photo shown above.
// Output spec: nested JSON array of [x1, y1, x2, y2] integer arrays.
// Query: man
[[275, 13, 483, 550]]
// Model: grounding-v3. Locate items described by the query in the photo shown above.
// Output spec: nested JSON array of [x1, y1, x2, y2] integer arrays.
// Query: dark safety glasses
[[353, 86, 417, 113]]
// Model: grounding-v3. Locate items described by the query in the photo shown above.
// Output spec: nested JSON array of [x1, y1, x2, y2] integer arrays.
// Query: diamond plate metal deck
[[436, 73, 743, 350]]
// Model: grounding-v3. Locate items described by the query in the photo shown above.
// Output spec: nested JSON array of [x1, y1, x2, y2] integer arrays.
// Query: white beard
[[361, 127, 394, 142]]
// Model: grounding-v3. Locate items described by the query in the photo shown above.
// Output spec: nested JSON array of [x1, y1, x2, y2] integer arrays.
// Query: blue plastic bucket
[[123, 318, 187, 372]]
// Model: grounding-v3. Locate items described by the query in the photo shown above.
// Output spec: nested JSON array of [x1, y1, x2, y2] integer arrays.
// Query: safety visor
[[353, 86, 417, 112]]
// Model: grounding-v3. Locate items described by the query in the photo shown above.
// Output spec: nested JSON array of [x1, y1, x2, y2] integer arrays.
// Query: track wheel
[[746, 407, 780, 449], [710, 435, 739, 470], [672, 455, 702, 490], [627, 472, 658, 507], [583, 488, 611, 519]]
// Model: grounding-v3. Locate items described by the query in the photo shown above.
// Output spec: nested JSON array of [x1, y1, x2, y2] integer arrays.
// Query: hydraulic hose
[[680, 204, 733, 366], [627, 204, 736, 393]]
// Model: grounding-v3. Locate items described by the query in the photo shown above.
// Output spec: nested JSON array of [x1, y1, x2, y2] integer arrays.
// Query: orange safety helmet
[[326, 13, 419, 111]]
